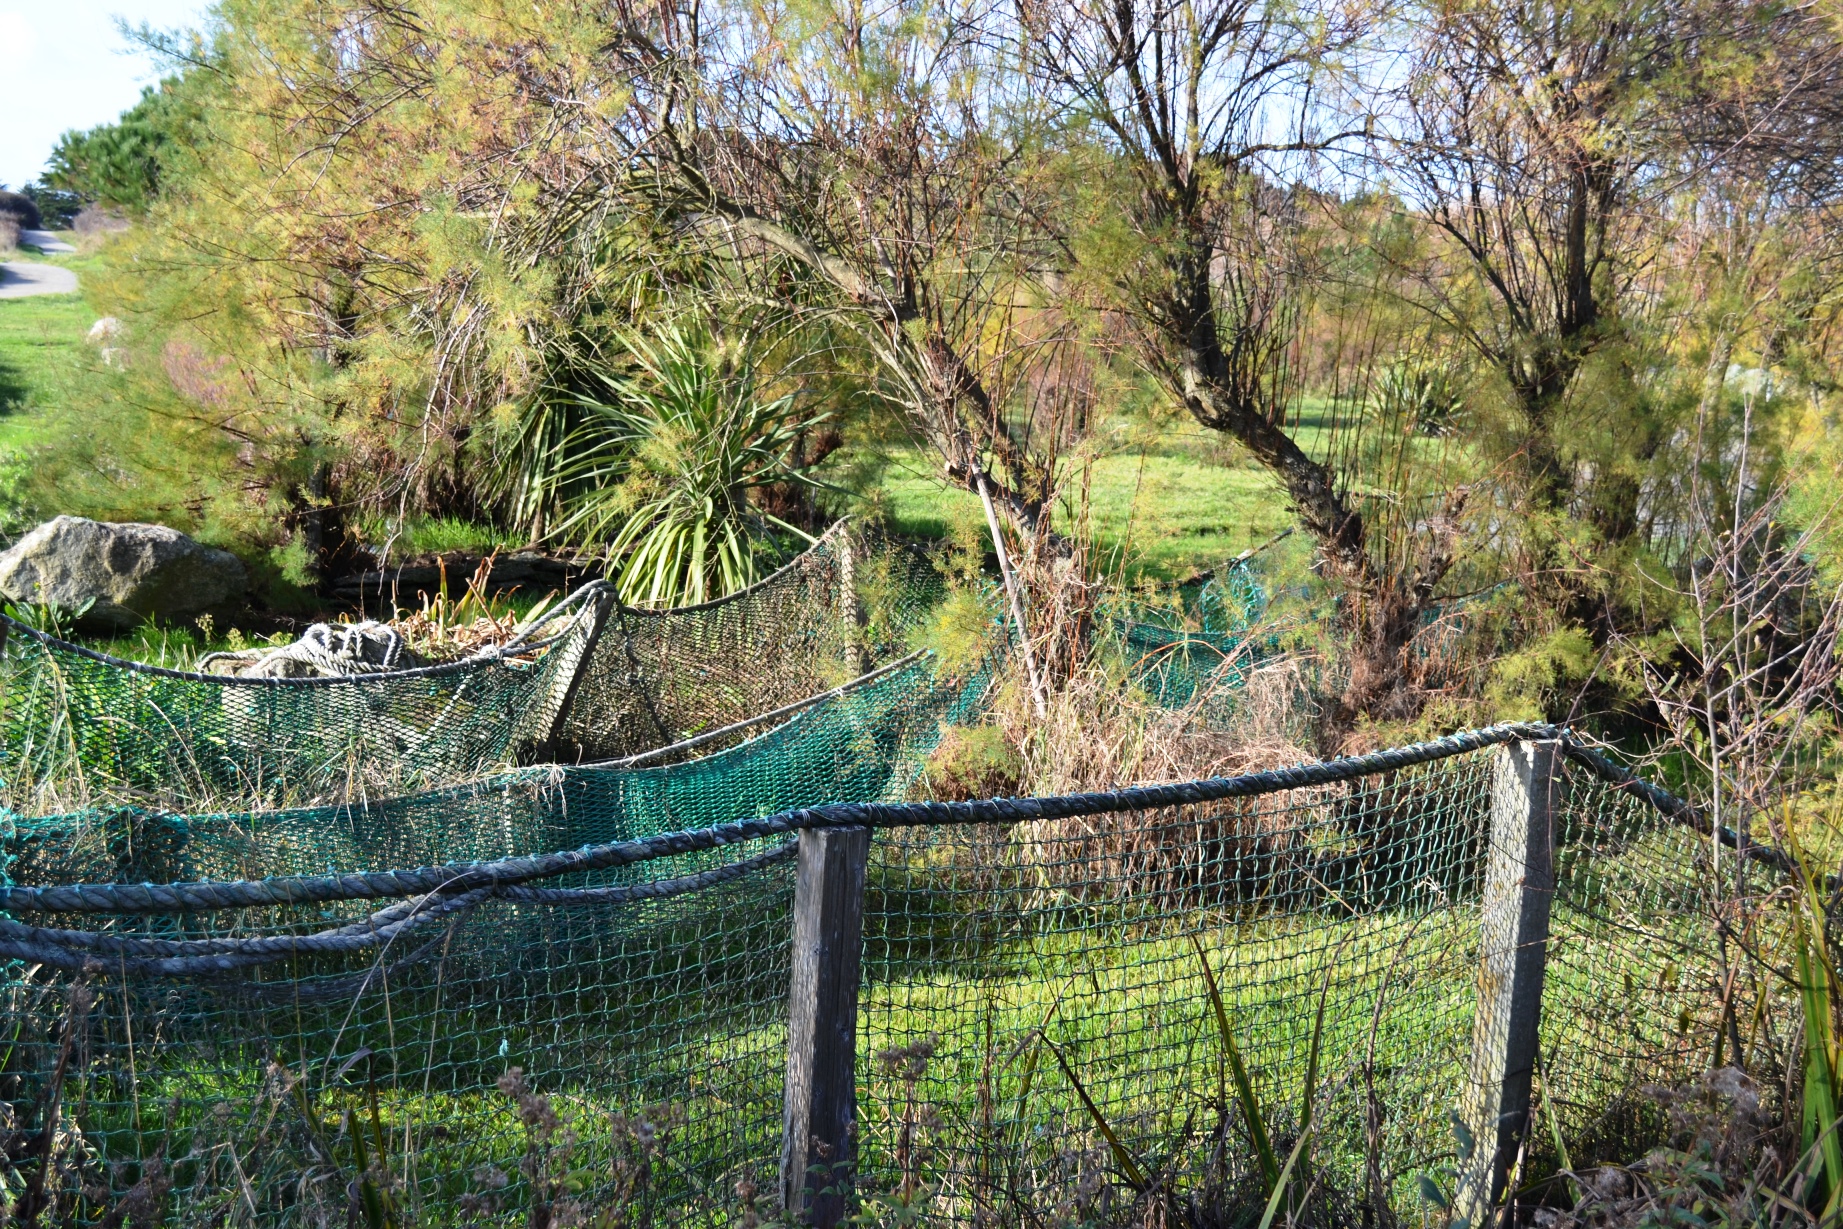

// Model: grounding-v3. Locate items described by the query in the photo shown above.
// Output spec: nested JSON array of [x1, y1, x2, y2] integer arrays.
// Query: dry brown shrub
[[987, 650, 1344, 906]]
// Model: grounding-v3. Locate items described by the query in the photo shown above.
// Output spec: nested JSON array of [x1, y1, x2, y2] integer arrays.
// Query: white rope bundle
[[199, 620, 422, 679]]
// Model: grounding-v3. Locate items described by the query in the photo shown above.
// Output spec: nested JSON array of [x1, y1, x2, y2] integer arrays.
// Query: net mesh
[[0, 529, 954, 812], [1107, 567, 1271, 719], [556, 528, 946, 763], [0, 737, 1756, 1226], [0, 649, 990, 1226], [0, 610, 592, 812]]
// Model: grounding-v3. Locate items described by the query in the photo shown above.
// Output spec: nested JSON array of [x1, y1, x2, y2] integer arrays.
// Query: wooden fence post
[[780, 825, 871, 1227], [1454, 739, 1562, 1229], [836, 531, 870, 679]]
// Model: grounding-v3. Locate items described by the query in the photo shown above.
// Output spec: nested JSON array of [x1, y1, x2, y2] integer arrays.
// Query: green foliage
[[921, 725, 1022, 800], [1486, 624, 1597, 721], [351, 516, 521, 561], [19, 185, 82, 229], [540, 320, 832, 606], [1374, 356, 1466, 438], [43, 76, 201, 213]]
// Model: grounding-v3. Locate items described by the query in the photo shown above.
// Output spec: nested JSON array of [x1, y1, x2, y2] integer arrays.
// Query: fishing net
[[0, 729, 1754, 1226], [1106, 566, 1272, 719], [0, 528, 957, 812], [855, 747, 1751, 1223], [554, 525, 947, 763], [0, 650, 992, 1227], [0, 600, 596, 813]]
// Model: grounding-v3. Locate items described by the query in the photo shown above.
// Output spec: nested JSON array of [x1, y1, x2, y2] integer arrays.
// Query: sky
[[0, 0, 210, 193]]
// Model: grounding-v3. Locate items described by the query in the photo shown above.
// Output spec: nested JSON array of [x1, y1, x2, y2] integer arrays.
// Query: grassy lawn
[[0, 240, 100, 454], [875, 421, 1305, 586]]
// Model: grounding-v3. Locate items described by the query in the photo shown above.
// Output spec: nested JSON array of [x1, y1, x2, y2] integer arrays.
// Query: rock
[[0, 516, 247, 631]]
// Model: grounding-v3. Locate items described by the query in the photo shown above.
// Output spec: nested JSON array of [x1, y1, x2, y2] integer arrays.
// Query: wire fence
[[0, 603, 592, 811], [0, 725, 1754, 1227]]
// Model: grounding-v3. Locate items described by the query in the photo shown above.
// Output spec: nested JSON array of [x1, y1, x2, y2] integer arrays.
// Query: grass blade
[[1192, 934, 1280, 1190], [1534, 1047, 1579, 1203], [1044, 1036, 1150, 1192], [1257, 1125, 1314, 1229]]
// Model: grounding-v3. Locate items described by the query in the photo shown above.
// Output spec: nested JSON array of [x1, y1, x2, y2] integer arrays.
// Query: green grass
[[353, 513, 530, 560], [0, 241, 103, 534], [0, 272, 96, 446], [875, 421, 1304, 586]]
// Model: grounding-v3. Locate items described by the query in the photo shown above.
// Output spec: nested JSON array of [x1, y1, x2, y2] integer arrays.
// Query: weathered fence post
[[836, 530, 870, 679], [780, 825, 870, 1227], [1454, 739, 1562, 1229]]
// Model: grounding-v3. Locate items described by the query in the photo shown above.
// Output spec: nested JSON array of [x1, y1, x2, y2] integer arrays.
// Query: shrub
[[0, 189, 41, 230]]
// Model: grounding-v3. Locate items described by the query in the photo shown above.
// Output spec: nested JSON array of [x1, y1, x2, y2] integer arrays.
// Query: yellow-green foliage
[[61, 0, 665, 555], [1486, 625, 1597, 720], [912, 585, 1001, 677]]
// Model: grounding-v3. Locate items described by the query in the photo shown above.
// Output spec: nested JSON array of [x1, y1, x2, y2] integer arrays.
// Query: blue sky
[[0, 0, 210, 194]]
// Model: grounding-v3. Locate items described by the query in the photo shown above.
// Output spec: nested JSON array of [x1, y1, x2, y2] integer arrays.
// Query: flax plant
[[547, 321, 833, 607]]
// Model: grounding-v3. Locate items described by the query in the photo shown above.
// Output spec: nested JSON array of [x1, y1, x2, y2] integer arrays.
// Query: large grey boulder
[[0, 516, 247, 630]]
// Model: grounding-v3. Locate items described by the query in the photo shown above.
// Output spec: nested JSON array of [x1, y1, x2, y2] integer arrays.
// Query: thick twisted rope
[[0, 840, 797, 975], [0, 722, 1779, 978], [0, 722, 1770, 921], [0, 722, 1566, 915]]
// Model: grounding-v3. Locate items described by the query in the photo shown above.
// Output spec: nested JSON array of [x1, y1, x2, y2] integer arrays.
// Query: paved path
[[20, 230, 76, 254], [0, 262, 79, 299]]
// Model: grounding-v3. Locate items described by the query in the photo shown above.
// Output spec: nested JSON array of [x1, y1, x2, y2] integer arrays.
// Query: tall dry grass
[[976, 647, 1348, 906]]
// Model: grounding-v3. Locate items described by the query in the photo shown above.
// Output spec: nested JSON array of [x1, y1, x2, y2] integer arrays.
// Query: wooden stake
[[1454, 739, 1561, 1229], [975, 471, 1047, 717], [780, 826, 871, 1227]]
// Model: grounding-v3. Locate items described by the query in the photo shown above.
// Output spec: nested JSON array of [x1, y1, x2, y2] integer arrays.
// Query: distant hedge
[[0, 191, 41, 231]]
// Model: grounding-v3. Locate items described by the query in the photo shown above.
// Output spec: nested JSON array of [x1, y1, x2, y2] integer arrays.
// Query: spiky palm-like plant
[[551, 322, 832, 607]]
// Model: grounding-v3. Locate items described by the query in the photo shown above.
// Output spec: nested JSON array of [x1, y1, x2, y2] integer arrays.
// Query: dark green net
[[1104, 566, 1272, 718], [0, 651, 992, 1226], [0, 739, 1754, 1227], [0, 529, 954, 813], [555, 527, 947, 763], [0, 611, 591, 812]]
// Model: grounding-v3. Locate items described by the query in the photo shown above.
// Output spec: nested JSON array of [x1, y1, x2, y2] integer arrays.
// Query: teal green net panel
[[1106, 566, 1272, 718], [556, 528, 948, 763], [0, 654, 990, 1226], [0, 608, 593, 812]]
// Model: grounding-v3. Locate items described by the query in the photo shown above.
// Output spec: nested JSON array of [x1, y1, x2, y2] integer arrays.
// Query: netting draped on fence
[[0, 724, 1751, 1226], [1107, 565, 1272, 718], [0, 526, 955, 811], [554, 525, 946, 763], [0, 598, 594, 811]]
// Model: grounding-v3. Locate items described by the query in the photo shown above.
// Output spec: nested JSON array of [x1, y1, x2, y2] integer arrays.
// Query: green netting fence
[[0, 526, 950, 812], [0, 602, 593, 810], [554, 524, 946, 763], [0, 724, 1761, 1227], [1106, 565, 1273, 718]]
